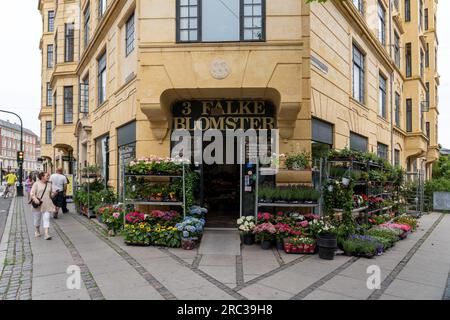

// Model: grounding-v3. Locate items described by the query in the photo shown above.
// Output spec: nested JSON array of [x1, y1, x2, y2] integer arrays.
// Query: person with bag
[[30, 172, 54, 240], [49, 168, 67, 219]]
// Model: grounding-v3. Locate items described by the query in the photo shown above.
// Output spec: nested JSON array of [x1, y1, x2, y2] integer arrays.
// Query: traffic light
[[17, 151, 24, 163]]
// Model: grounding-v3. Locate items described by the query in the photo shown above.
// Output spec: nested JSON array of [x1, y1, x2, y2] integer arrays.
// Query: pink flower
[[300, 220, 309, 228], [112, 212, 120, 219]]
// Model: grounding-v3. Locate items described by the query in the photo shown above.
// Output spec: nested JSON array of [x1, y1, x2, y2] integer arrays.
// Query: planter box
[[276, 170, 312, 184], [284, 243, 316, 254]]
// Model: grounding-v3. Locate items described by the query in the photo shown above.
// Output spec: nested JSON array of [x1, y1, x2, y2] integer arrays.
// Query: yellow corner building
[[38, 0, 440, 218]]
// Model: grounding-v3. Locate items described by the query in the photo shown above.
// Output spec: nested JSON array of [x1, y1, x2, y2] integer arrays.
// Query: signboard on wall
[[66, 174, 74, 197], [172, 100, 276, 131]]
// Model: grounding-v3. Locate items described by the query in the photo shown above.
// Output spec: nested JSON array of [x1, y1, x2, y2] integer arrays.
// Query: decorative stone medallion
[[210, 59, 231, 80]]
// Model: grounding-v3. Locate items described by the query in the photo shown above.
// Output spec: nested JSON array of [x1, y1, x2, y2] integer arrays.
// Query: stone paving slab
[[238, 283, 293, 300], [302, 288, 357, 300], [384, 278, 444, 300], [198, 265, 237, 287]]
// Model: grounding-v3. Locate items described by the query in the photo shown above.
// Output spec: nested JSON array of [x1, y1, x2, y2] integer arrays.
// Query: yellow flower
[[146, 228, 151, 232], [125, 224, 129, 229], [155, 228, 161, 232], [131, 225, 135, 229], [140, 223, 145, 229]]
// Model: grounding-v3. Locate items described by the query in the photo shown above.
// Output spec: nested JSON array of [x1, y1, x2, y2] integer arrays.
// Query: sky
[[0, 1, 449, 147]]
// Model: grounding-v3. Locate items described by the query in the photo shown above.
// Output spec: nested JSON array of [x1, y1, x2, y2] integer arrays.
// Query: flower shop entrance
[[202, 163, 240, 228], [171, 99, 277, 228]]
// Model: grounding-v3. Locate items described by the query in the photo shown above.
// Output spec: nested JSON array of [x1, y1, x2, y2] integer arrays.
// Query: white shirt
[[50, 173, 67, 192]]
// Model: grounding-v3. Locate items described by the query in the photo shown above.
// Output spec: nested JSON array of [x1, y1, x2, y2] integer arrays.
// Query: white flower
[[237, 218, 243, 225], [246, 216, 254, 221]]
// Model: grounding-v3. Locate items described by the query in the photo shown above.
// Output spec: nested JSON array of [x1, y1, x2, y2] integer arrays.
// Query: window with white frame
[[177, 0, 265, 42]]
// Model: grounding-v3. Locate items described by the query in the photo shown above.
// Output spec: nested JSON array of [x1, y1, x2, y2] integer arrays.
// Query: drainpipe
[[389, 0, 395, 165]]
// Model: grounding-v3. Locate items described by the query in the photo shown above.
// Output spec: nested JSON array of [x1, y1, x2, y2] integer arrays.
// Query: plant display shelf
[[257, 202, 319, 208], [334, 206, 369, 214], [122, 162, 187, 223]]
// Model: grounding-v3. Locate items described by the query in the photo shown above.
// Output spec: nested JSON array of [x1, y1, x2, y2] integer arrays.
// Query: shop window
[[350, 132, 368, 152], [311, 118, 333, 162], [176, 0, 265, 43]]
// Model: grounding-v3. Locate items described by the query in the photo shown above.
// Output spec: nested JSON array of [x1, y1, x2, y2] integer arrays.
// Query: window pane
[[202, 0, 240, 41], [189, 30, 198, 41], [244, 29, 253, 40], [253, 5, 262, 16], [253, 17, 262, 28], [189, 6, 197, 16], [189, 18, 197, 29], [180, 18, 189, 29], [180, 30, 189, 41], [244, 17, 252, 28], [180, 0, 188, 5], [180, 6, 189, 17]]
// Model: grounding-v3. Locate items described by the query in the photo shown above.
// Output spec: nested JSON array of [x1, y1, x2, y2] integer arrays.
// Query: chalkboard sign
[[433, 192, 450, 211]]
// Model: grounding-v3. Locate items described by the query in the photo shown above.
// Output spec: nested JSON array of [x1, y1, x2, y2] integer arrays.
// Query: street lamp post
[[0, 109, 24, 197]]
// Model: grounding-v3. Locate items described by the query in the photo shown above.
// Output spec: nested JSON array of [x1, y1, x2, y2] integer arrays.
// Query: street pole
[[0, 109, 24, 197]]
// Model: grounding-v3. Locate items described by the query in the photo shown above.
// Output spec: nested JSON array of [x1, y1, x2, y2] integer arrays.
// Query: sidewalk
[[1, 196, 450, 300]]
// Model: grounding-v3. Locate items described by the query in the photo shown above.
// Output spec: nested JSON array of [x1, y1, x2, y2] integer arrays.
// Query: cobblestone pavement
[[1, 196, 450, 300]]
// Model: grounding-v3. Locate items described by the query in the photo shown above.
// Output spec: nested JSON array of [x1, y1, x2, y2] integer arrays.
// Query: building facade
[[0, 119, 40, 177], [38, 0, 440, 222]]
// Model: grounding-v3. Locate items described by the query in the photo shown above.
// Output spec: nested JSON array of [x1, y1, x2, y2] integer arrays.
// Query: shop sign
[[172, 100, 276, 131]]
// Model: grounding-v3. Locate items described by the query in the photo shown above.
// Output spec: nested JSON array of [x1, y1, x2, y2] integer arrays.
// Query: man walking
[[49, 168, 67, 219]]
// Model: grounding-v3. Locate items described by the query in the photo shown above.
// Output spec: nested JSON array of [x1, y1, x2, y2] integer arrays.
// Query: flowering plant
[[257, 212, 274, 223], [253, 223, 276, 241], [123, 222, 152, 245], [379, 223, 411, 232], [125, 211, 146, 224], [237, 216, 256, 234], [393, 214, 418, 231], [274, 223, 292, 240], [149, 210, 182, 225], [342, 234, 384, 256], [175, 216, 206, 239], [189, 206, 208, 218], [308, 218, 336, 238], [126, 155, 189, 175], [100, 204, 124, 231], [150, 224, 181, 247]]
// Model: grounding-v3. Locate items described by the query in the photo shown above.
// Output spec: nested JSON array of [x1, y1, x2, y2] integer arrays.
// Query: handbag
[[29, 182, 48, 209]]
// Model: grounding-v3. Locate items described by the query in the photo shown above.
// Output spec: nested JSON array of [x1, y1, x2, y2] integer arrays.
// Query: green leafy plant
[[284, 151, 311, 170]]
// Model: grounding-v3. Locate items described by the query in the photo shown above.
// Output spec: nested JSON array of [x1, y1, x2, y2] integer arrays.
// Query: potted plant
[[284, 151, 311, 170], [253, 223, 276, 249], [123, 222, 152, 246], [175, 216, 206, 250], [274, 223, 291, 250], [237, 216, 256, 245]]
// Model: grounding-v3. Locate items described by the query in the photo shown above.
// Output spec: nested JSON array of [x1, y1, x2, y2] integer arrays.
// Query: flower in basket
[[237, 216, 256, 234], [253, 222, 276, 241]]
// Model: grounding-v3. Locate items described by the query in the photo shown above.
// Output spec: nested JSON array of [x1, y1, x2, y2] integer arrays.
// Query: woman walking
[[25, 174, 34, 201], [30, 172, 54, 240]]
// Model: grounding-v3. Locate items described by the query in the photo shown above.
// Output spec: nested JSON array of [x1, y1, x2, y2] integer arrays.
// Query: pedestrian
[[30, 172, 54, 240], [49, 168, 67, 219], [25, 174, 34, 201], [61, 174, 69, 214], [3, 171, 17, 198]]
